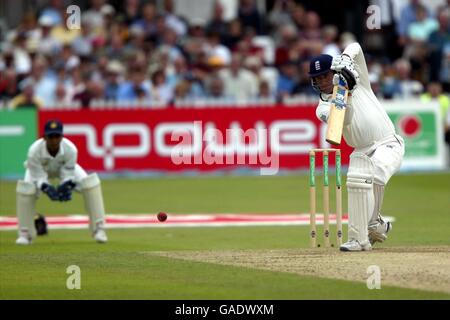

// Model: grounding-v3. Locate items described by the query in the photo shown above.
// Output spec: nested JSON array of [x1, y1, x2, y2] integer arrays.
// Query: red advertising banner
[[38, 106, 353, 174]]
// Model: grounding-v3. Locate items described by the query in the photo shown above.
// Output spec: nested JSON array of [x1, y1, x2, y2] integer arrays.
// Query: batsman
[[309, 43, 405, 251], [15, 119, 108, 245]]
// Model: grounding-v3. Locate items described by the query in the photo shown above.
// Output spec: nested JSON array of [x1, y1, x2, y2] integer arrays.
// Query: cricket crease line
[[0, 213, 395, 230]]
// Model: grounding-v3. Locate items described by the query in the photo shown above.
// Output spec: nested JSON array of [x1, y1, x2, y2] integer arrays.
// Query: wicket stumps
[[309, 148, 343, 248]]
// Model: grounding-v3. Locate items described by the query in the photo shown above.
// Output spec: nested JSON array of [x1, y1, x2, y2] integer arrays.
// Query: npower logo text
[[65, 121, 328, 169]]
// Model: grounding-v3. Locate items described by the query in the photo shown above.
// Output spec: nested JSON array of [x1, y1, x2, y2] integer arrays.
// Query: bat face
[[326, 76, 349, 145]]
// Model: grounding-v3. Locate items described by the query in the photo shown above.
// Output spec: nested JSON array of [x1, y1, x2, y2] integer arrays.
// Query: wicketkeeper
[[309, 43, 405, 251], [15, 119, 108, 245]]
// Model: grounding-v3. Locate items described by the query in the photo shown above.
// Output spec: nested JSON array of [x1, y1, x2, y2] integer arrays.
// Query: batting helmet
[[308, 54, 333, 77]]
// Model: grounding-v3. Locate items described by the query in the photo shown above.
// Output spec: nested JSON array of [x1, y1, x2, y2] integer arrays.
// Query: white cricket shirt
[[24, 137, 78, 189], [316, 43, 396, 149]]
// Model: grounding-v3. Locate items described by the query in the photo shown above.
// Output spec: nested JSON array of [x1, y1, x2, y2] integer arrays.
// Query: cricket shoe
[[368, 218, 392, 245], [94, 228, 108, 243], [16, 231, 32, 245], [340, 239, 372, 252]]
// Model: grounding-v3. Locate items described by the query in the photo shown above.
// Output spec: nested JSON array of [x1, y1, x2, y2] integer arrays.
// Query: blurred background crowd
[[0, 0, 449, 113]]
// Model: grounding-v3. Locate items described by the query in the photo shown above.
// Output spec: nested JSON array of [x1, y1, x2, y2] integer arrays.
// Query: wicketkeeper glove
[[57, 180, 76, 202], [41, 183, 60, 201], [34, 213, 48, 236], [331, 54, 359, 91]]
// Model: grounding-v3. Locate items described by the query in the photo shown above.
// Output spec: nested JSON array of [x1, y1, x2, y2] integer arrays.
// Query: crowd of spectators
[[0, 0, 449, 113]]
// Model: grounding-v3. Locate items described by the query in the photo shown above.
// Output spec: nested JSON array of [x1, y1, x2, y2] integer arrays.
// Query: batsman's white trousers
[[353, 134, 405, 186]]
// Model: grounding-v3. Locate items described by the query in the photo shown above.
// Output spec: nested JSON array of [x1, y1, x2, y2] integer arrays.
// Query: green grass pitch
[[1, 173, 449, 299]]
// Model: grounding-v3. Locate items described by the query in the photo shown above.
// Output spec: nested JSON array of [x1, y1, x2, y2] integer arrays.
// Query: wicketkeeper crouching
[[15, 119, 108, 245]]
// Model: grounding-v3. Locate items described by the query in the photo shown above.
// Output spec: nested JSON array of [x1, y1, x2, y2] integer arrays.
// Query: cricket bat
[[326, 75, 349, 145]]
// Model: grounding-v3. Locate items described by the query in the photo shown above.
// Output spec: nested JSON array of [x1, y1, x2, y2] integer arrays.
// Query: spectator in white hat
[[33, 14, 62, 56]]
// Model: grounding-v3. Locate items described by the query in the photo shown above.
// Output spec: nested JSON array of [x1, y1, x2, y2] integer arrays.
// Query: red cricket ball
[[157, 212, 167, 222]]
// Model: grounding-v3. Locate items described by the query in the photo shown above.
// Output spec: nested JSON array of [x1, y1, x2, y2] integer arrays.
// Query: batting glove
[[331, 54, 353, 72], [331, 54, 359, 91]]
